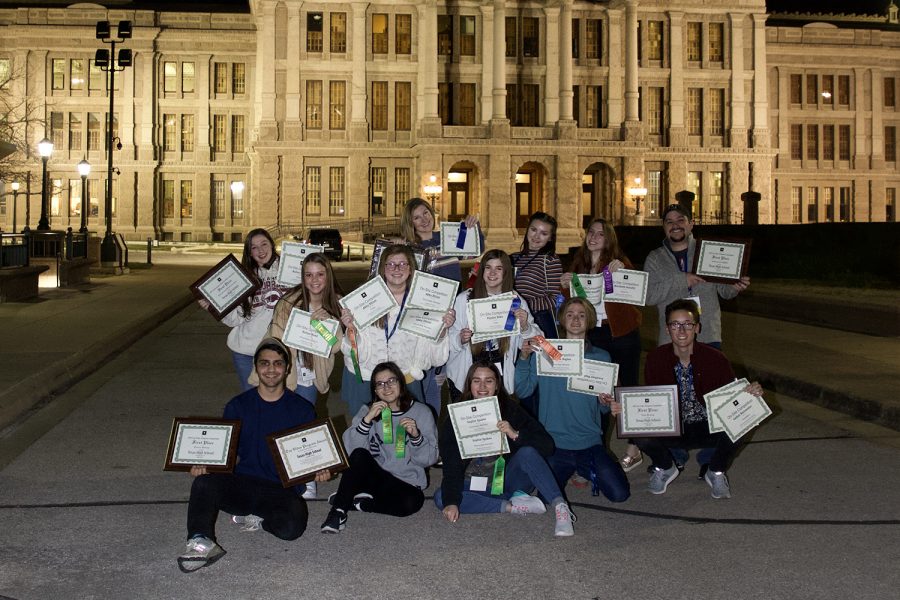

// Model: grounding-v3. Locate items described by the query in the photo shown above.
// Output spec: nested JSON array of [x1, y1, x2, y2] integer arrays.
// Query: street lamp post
[[78, 158, 91, 234], [95, 19, 132, 266], [10, 181, 19, 232], [37, 138, 53, 231]]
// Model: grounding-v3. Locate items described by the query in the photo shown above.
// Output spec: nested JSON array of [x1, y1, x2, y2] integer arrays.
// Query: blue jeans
[[296, 384, 317, 407], [231, 351, 255, 392], [433, 446, 564, 513], [547, 445, 630, 502], [421, 365, 443, 420]]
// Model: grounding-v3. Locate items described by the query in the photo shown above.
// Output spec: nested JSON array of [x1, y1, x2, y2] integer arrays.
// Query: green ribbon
[[491, 455, 506, 495], [395, 425, 406, 458], [571, 273, 588, 299], [381, 407, 393, 444], [310, 318, 338, 347]]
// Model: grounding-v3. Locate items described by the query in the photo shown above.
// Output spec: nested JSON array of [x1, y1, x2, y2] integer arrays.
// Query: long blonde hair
[[469, 249, 515, 358]]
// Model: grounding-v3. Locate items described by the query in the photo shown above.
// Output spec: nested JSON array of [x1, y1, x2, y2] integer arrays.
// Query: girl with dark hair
[[562, 218, 645, 473], [340, 245, 455, 418], [321, 362, 439, 533], [511, 211, 562, 339], [446, 249, 540, 401], [197, 228, 290, 390], [435, 362, 576, 537]]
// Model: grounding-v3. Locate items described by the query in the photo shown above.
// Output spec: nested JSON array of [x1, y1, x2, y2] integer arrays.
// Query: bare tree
[[0, 60, 47, 183]]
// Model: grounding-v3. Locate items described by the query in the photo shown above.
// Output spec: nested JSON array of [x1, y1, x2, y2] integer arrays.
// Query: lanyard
[[384, 289, 409, 343]]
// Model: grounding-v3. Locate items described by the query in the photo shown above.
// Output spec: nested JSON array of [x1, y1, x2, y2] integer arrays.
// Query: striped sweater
[[511, 250, 562, 313]]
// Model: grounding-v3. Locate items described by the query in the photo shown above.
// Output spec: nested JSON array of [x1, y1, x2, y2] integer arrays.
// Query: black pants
[[333, 448, 424, 517], [634, 421, 739, 473], [186, 473, 308, 542], [587, 324, 641, 387]]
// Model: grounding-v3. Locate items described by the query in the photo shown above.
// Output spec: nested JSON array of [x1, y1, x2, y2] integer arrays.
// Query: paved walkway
[[2, 261, 898, 439]]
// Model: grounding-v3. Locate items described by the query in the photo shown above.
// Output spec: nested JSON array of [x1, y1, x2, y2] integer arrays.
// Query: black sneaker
[[353, 492, 374, 512], [320, 508, 347, 533]]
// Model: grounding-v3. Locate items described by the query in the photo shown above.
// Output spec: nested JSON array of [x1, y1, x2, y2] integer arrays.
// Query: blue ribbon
[[504, 297, 522, 331], [456, 222, 468, 249]]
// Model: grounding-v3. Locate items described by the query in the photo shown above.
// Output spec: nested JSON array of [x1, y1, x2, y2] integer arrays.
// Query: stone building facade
[[0, 0, 896, 251]]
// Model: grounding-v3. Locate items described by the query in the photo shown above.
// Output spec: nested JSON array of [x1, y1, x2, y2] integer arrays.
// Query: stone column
[[558, 0, 575, 139], [480, 3, 495, 125], [871, 69, 884, 168], [492, 0, 507, 121], [606, 7, 623, 128], [544, 4, 560, 125], [284, 2, 303, 141], [854, 68, 866, 168], [135, 50, 157, 238], [350, 1, 369, 141], [257, 3, 278, 140], [668, 11, 685, 146], [751, 13, 770, 148], [729, 12, 746, 149], [419, 0, 442, 136], [624, 0, 640, 124]]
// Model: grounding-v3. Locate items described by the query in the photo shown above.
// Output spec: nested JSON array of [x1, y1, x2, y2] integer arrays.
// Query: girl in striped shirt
[[511, 212, 562, 340]]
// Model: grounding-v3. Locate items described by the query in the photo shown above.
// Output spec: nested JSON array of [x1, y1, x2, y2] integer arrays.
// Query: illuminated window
[[647, 87, 663, 134], [372, 14, 388, 54], [329, 167, 345, 215], [88, 113, 102, 151], [70, 59, 85, 91], [163, 180, 175, 218], [232, 63, 245, 94], [69, 113, 82, 150], [330, 81, 346, 130], [214, 63, 227, 94], [586, 20, 602, 60], [371, 167, 386, 215], [182, 62, 195, 93], [163, 113, 177, 151], [211, 180, 225, 220], [687, 88, 702, 135], [51, 112, 64, 148], [307, 80, 322, 129], [460, 16, 476, 56], [647, 21, 663, 61], [164, 61, 177, 93], [372, 81, 388, 130], [181, 114, 194, 151], [395, 14, 411, 54], [180, 180, 193, 218], [89, 60, 103, 91], [213, 114, 227, 152], [395, 167, 410, 215], [308, 13, 324, 52], [306, 167, 321, 215], [791, 187, 802, 223], [790, 124, 802, 160], [586, 86, 603, 128], [395, 82, 411, 131], [807, 187, 818, 222], [231, 115, 245, 153], [52, 59, 65, 90], [709, 89, 724, 136], [687, 22, 701, 61], [708, 23, 723, 62]]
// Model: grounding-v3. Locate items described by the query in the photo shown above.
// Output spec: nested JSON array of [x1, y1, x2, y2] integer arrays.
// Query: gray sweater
[[644, 234, 739, 346], [342, 401, 439, 489]]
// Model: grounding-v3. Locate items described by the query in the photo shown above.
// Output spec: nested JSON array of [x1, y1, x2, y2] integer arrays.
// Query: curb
[[0, 292, 195, 433]]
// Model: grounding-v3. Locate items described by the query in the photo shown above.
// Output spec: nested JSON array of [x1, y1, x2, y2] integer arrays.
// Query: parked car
[[298, 228, 343, 261]]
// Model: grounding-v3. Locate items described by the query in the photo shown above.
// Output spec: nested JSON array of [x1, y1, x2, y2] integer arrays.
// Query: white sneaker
[[302, 481, 317, 500], [231, 514, 263, 532], [554, 502, 576, 537], [508, 492, 546, 515], [177, 536, 226, 573]]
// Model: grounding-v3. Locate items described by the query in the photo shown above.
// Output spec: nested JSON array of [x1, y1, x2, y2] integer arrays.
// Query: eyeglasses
[[374, 377, 399, 389], [667, 321, 697, 331], [385, 261, 410, 271]]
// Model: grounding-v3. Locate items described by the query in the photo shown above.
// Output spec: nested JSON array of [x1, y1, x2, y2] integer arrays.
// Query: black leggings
[[332, 448, 424, 517]]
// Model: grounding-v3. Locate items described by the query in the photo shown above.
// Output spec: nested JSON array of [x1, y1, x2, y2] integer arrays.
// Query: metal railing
[[0, 232, 29, 267], [268, 217, 402, 242]]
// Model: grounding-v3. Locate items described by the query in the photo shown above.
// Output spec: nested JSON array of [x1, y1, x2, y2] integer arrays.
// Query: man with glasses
[[177, 338, 321, 573], [644, 203, 750, 349], [633, 300, 763, 499]]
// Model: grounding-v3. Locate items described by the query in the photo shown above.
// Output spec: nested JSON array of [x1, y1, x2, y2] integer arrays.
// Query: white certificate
[[339, 276, 398, 330], [447, 396, 502, 439], [276, 242, 325, 286], [569, 274, 605, 305], [407, 270, 459, 312], [704, 379, 749, 434], [616, 385, 680, 437], [713, 391, 773, 443], [566, 359, 619, 396], [193, 255, 257, 318], [536, 339, 585, 378], [396, 307, 446, 342], [168, 424, 234, 466], [457, 431, 510, 460], [281, 308, 340, 358], [694, 240, 747, 281], [604, 269, 649, 306], [273, 423, 345, 481], [466, 292, 520, 343], [440, 222, 482, 257]]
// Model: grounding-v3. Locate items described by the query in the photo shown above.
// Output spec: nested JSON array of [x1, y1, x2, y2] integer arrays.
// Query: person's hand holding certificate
[[692, 238, 752, 283], [282, 308, 340, 358], [569, 274, 605, 305], [466, 292, 520, 343], [339, 276, 398, 330], [440, 221, 482, 257], [190, 255, 259, 320], [704, 378, 749, 434], [712, 386, 772, 442]]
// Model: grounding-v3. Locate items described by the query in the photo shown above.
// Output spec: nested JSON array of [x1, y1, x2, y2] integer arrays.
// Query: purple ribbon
[[602, 268, 614, 294], [504, 297, 522, 331], [456, 222, 468, 249]]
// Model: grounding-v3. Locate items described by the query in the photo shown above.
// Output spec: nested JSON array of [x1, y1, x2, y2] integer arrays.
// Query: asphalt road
[[0, 264, 898, 600]]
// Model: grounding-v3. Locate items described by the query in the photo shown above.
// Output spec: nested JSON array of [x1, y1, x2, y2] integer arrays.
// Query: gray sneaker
[[648, 465, 680, 495], [705, 470, 732, 499], [177, 536, 226, 573], [554, 502, 576, 537], [231, 514, 263, 532]]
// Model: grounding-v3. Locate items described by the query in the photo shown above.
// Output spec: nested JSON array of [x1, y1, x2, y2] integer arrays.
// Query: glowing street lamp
[[11, 181, 19, 232], [78, 158, 91, 233], [37, 138, 54, 230], [423, 175, 443, 210], [626, 177, 648, 218]]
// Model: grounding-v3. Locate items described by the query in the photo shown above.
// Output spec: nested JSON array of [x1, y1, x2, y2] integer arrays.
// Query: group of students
[[178, 199, 762, 573]]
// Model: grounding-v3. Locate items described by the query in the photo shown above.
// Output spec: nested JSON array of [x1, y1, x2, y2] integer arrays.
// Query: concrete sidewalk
[[1, 262, 898, 441]]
